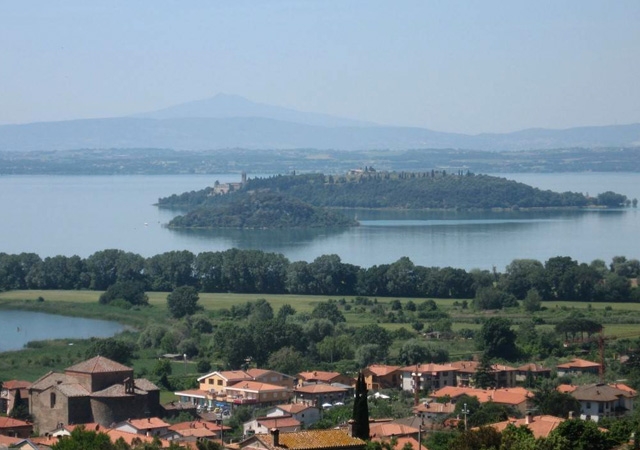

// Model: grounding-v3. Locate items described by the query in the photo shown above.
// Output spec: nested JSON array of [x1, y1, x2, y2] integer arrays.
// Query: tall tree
[[352, 372, 370, 441]]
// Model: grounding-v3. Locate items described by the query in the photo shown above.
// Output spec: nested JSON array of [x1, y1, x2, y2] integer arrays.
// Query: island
[[159, 170, 630, 214], [167, 192, 358, 229]]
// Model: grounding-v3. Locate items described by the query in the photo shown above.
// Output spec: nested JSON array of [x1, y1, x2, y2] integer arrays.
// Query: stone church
[[29, 356, 161, 433]]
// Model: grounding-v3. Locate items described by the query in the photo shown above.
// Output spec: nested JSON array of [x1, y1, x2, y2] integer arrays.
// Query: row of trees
[[1, 250, 638, 301]]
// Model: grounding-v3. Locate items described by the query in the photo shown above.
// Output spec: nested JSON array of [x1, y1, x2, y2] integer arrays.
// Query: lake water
[[0, 310, 126, 352], [0, 172, 639, 270]]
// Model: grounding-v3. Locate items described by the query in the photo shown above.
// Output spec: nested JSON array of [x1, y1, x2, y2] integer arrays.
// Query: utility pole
[[462, 403, 470, 431]]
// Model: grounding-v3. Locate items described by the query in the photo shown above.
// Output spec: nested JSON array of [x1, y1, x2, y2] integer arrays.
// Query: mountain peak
[[133, 93, 376, 128]]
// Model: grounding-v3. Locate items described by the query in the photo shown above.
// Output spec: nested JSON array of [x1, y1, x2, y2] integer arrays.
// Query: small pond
[[0, 310, 126, 352]]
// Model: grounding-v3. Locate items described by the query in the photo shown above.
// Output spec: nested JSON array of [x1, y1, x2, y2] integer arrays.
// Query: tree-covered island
[[159, 170, 630, 229]]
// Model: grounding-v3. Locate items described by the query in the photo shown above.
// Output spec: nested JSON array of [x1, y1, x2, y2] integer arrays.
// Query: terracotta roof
[[135, 378, 160, 391], [298, 371, 342, 382], [169, 421, 231, 432], [2, 380, 32, 390], [492, 364, 517, 372], [30, 372, 76, 391], [104, 429, 172, 448], [369, 423, 419, 438], [448, 361, 479, 373], [400, 363, 454, 373], [557, 358, 600, 369], [570, 384, 637, 402], [65, 356, 132, 374], [277, 404, 315, 414], [431, 386, 532, 406], [365, 365, 402, 377], [248, 429, 365, 450], [413, 401, 455, 414], [56, 383, 90, 398], [557, 384, 577, 394], [91, 384, 146, 398], [65, 423, 103, 432], [516, 363, 551, 373], [175, 427, 219, 438], [31, 435, 60, 446], [228, 381, 289, 392], [611, 383, 637, 395], [373, 437, 420, 450], [127, 417, 170, 430], [219, 370, 254, 382], [487, 415, 564, 439], [0, 435, 20, 446], [0, 416, 32, 428], [295, 384, 348, 394], [257, 417, 301, 429], [246, 368, 272, 378]]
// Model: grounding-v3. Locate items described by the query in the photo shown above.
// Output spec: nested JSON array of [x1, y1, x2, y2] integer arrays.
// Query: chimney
[[525, 412, 533, 425], [568, 411, 574, 419], [347, 420, 355, 437], [271, 428, 280, 447]]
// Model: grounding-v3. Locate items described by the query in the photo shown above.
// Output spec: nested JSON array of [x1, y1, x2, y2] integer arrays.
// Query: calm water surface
[[0, 310, 125, 352], [0, 172, 639, 270]]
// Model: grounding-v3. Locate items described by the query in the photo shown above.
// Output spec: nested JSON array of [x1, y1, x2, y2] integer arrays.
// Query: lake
[[0, 310, 126, 352], [0, 172, 639, 270]]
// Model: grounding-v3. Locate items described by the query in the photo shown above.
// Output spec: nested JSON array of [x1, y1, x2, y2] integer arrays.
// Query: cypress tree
[[352, 372, 370, 440]]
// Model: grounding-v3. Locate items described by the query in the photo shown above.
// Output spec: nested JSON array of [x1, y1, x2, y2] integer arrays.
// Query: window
[[217, 380, 223, 385], [586, 402, 591, 409], [50, 393, 56, 408], [208, 379, 213, 385]]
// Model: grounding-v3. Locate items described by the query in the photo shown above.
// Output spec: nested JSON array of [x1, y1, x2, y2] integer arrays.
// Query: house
[[430, 386, 533, 414], [28, 356, 160, 433], [243, 415, 301, 436], [239, 428, 365, 450], [225, 381, 292, 406], [564, 383, 637, 422], [484, 414, 564, 438], [246, 369, 296, 390], [448, 361, 517, 388], [114, 417, 170, 437], [400, 364, 457, 393], [0, 417, 33, 439], [515, 364, 551, 382], [297, 371, 353, 387], [294, 384, 349, 407], [556, 359, 601, 377], [198, 370, 254, 394], [1, 380, 31, 415], [412, 400, 456, 421], [266, 404, 321, 428], [362, 365, 402, 390], [165, 420, 231, 441]]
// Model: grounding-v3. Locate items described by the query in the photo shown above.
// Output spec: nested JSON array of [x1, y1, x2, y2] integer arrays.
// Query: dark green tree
[[167, 286, 200, 318], [473, 354, 496, 389], [477, 318, 518, 360], [352, 372, 370, 440]]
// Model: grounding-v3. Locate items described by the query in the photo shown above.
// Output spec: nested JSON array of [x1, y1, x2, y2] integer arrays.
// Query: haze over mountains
[[1, 94, 639, 152]]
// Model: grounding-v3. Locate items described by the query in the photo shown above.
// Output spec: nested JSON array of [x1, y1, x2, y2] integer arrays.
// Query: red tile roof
[[557, 384, 577, 394], [169, 421, 231, 432], [246, 429, 365, 450], [365, 365, 402, 377], [65, 356, 132, 374], [373, 436, 421, 450], [2, 380, 32, 390], [227, 381, 289, 392], [413, 401, 455, 414], [369, 423, 419, 438], [127, 417, 170, 430], [0, 435, 20, 446], [277, 404, 316, 414], [516, 363, 551, 373], [0, 416, 32, 428], [557, 358, 600, 369], [295, 384, 348, 394], [431, 386, 533, 406], [401, 363, 453, 373], [486, 415, 564, 438], [257, 417, 301, 429], [298, 371, 342, 382]]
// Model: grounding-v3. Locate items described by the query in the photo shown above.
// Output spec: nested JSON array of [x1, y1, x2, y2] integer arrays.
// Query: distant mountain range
[[1, 94, 639, 152]]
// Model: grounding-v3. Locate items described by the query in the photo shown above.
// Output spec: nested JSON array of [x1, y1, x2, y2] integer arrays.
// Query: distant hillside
[[133, 93, 375, 128], [159, 172, 610, 210], [168, 192, 357, 229], [2, 94, 639, 152], [1, 116, 639, 152]]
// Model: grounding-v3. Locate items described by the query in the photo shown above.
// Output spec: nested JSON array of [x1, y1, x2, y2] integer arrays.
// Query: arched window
[[50, 393, 56, 408]]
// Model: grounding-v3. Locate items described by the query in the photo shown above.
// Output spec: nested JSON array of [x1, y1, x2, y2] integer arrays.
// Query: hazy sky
[[1, 1, 639, 133]]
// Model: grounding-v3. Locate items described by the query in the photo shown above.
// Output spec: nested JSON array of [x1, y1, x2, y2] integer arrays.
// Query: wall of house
[[30, 389, 70, 434], [89, 395, 150, 427]]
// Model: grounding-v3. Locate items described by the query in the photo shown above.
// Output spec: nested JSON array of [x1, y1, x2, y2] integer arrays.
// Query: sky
[[1, 1, 639, 134]]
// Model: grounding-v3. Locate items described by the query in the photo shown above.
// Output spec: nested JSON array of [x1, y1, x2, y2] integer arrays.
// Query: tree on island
[[167, 286, 201, 318], [352, 372, 370, 441]]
